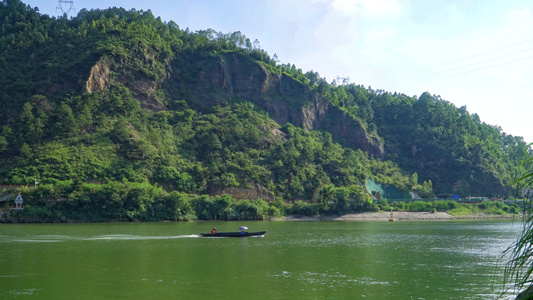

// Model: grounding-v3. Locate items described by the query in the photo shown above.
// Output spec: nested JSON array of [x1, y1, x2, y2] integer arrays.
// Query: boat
[[201, 230, 267, 237]]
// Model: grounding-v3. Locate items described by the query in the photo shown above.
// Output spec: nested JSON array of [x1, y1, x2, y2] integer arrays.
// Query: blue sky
[[26, 0, 533, 143]]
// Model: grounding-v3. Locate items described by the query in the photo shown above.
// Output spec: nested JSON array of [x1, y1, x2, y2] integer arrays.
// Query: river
[[0, 220, 523, 299]]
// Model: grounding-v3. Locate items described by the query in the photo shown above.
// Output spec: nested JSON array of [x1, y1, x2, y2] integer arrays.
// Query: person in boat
[[211, 228, 217, 234]]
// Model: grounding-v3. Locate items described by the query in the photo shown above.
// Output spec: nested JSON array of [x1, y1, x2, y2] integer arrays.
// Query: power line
[[391, 37, 533, 77], [364, 37, 533, 87], [392, 54, 533, 85], [384, 48, 533, 85]]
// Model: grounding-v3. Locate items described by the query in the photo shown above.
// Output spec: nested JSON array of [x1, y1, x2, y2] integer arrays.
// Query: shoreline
[[271, 211, 521, 221], [1, 211, 521, 223]]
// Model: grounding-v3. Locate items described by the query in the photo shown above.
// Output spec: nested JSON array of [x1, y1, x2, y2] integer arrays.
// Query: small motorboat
[[201, 230, 267, 237]]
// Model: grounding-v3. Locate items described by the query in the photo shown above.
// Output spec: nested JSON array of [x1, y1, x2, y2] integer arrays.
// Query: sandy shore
[[271, 211, 518, 221]]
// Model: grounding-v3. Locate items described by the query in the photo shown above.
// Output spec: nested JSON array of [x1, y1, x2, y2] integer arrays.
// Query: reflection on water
[[0, 220, 523, 299]]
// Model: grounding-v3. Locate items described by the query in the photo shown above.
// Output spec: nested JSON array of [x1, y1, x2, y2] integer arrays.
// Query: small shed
[[14, 193, 23, 209]]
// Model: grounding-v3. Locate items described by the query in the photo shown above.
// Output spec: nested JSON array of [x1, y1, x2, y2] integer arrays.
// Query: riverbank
[[272, 211, 521, 221], [1, 209, 520, 223]]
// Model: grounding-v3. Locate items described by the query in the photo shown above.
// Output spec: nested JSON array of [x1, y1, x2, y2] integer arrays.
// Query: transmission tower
[[56, 0, 75, 16]]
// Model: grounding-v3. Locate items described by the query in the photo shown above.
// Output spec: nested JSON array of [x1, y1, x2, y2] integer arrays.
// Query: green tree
[[55, 103, 78, 137]]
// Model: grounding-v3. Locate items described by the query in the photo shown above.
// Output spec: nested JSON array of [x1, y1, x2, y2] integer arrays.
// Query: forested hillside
[[0, 0, 530, 221]]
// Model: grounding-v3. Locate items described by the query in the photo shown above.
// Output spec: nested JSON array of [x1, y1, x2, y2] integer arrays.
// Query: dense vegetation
[[0, 0, 531, 222]]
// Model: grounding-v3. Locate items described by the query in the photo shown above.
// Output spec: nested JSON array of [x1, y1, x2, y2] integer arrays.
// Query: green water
[[0, 220, 522, 299]]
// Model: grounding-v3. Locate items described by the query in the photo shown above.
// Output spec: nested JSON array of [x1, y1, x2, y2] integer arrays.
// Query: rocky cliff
[[83, 50, 383, 158], [85, 55, 167, 112], [170, 52, 384, 158]]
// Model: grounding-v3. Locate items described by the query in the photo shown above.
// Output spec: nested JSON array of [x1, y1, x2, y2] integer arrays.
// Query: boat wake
[[87, 234, 201, 241], [3, 234, 201, 243]]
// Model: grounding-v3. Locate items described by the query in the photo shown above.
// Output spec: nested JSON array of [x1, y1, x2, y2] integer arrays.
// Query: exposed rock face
[[128, 79, 165, 111], [85, 62, 110, 93], [174, 52, 384, 158], [86, 51, 383, 157], [320, 105, 383, 157], [85, 57, 166, 111]]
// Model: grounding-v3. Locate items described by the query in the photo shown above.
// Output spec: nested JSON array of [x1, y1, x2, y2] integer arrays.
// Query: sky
[[25, 0, 533, 143]]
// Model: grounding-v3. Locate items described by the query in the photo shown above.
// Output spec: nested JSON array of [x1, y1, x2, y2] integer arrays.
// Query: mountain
[[0, 1, 530, 221]]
